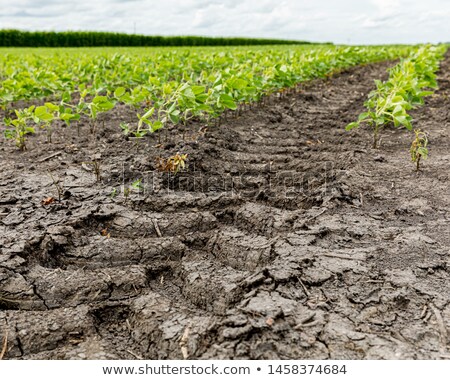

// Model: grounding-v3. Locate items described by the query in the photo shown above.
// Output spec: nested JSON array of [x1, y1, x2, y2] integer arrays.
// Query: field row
[[0, 45, 417, 149], [346, 44, 447, 168]]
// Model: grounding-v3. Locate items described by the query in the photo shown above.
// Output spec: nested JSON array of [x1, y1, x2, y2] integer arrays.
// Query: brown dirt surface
[[1, 55, 449, 360]]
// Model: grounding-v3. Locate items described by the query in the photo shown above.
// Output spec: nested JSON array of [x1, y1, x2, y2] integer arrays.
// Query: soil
[[1, 55, 449, 360]]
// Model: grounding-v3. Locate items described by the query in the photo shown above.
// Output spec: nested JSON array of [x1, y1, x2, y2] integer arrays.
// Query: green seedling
[[137, 107, 162, 135], [88, 95, 115, 134], [135, 82, 210, 135], [410, 129, 428, 171], [346, 89, 413, 148], [3, 106, 36, 151], [346, 45, 445, 148], [32, 102, 80, 143], [77, 87, 115, 134], [110, 188, 118, 198], [114, 86, 149, 109], [120, 122, 130, 136], [33, 103, 58, 143], [121, 121, 148, 138], [131, 178, 143, 190], [122, 178, 143, 203]]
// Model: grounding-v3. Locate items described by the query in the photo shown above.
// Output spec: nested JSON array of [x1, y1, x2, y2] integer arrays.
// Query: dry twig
[[38, 151, 62, 163], [179, 326, 190, 360], [0, 330, 8, 360], [319, 253, 362, 261], [126, 349, 143, 360], [152, 219, 163, 238], [297, 277, 310, 297]]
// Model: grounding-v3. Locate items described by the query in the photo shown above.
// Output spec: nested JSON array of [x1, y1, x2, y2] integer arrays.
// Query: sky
[[0, 0, 448, 44]]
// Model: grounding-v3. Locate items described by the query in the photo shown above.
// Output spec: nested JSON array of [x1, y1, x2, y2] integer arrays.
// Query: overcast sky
[[0, 0, 448, 44]]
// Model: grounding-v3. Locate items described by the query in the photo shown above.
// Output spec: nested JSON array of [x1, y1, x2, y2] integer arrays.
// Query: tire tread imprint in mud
[[1, 56, 449, 359]]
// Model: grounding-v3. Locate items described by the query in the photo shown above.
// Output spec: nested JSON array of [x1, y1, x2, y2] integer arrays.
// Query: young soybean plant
[[34, 103, 80, 143], [346, 90, 413, 148], [410, 129, 428, 171], [77, 87, 116, 134], [34, 103, 57, 143], [346, 62, 416, 148], [346, 45, 445, 148], [3, 106, 36, 151], [88, 95, 116, 134]]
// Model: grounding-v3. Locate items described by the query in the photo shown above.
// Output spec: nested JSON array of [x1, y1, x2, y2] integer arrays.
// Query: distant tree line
[[0, 30, 313, 47]]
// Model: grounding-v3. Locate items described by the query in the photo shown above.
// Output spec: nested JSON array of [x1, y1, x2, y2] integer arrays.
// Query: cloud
[[360, 12, 402, 29], [370, 0, 401, 13], [0, 0, 448, 43]]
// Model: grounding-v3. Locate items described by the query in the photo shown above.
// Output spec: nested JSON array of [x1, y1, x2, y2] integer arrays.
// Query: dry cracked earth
[[0, 55, 449, 360]]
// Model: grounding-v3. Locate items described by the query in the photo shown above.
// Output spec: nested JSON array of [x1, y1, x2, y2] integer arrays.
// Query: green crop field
[[1, 44, 419, 149]]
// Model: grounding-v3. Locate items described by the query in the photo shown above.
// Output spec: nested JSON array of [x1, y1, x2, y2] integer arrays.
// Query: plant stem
[[373, 124, 380, 149]]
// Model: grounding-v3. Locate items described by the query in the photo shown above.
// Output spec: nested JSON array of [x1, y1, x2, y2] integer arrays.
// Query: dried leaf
[[100, 229, 110, 238], [42, 197, 55, 206]]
